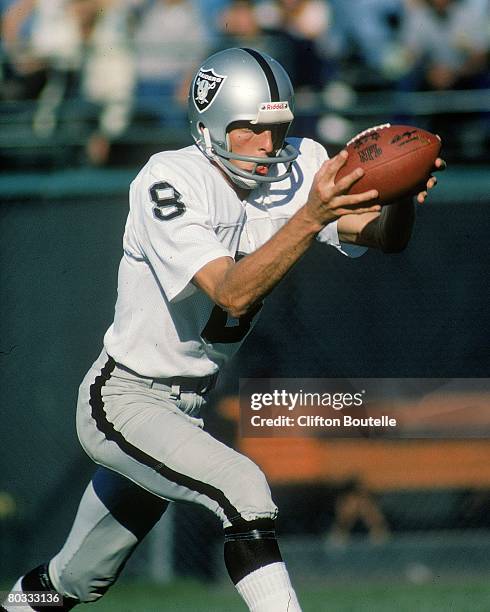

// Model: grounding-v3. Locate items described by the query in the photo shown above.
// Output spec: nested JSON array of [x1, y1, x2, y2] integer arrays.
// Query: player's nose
[[257, 130, 274, 153]]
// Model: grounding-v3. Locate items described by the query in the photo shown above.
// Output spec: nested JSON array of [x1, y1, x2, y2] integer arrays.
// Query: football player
[[3, 47, 444, 612]]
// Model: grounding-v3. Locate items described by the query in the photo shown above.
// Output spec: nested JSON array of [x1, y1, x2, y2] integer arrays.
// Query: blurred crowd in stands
[[1, 0, 488, 166]]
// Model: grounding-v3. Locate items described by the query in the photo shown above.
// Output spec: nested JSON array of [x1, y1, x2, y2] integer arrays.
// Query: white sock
[[235, 561, 302, 612], [3, 577, 37, 612]]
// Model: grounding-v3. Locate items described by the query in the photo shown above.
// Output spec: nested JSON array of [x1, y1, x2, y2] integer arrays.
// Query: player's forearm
[[215, 208, 323, 317], [196, 154, 383, 316], [357, 196, 415, 253]]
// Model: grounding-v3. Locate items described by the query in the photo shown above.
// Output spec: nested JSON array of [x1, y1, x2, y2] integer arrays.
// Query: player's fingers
[[417, 190, 428, 204], [335, 203, 382, 216], [332, 167, 366, 194], [433, 157, 447, 172], [332, 189, 380, 209], [318, 150, 349, 181], [426, 176, 437, 189]]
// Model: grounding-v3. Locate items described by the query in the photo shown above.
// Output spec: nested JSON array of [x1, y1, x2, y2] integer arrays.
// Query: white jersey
[[104, 138, 366, 378]]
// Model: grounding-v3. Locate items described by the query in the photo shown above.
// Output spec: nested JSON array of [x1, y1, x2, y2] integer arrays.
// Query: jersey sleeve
[[316, 222, 368, 258], [127, 159, 234, 302]]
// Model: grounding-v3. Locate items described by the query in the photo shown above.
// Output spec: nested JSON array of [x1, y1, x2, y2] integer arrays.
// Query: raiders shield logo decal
[[193, 68, 227, 113]]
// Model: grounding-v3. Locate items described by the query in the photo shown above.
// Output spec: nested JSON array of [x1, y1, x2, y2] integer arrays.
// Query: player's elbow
[[228, 305, 250, 319], [215, 290, 251, 319], [222, 300, 252, 319]]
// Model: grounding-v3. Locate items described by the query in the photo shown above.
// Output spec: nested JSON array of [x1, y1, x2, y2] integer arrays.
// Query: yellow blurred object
[[0, 492, 17, 518]]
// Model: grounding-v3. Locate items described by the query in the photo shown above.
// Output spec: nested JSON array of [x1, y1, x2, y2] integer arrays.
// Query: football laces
[[347, 123, 391, 146]]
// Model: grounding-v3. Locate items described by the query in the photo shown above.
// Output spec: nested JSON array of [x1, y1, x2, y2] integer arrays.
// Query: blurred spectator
[[327, 0, 406, 86], [259, 0, 331, 42], [277, 0, 337, 87], [215, 0, 291, 72], [198, 0, 231, 42], [76, 0, 136, 164], [397, 0, 489, 157], [3, 0, 99, 100], [216, 0, 326, 90], [131, 0, 210, 127], [327, 476, 391, 548], [399, 0, 489, 92], [1, 0, 136, 165], [1, 0, 48, 99]]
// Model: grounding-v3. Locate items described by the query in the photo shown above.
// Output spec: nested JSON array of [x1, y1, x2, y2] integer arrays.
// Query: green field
[[67, 578, 490, 612]]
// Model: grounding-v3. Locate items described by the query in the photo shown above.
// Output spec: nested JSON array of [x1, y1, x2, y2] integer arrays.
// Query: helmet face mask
[[188, 48, 299, 188]]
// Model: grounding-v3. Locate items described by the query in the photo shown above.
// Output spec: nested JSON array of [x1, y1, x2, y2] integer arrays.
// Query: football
[[335, 124, 441, 205]]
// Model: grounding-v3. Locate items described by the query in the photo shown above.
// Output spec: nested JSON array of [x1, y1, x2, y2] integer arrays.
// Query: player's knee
[[223, 517, 282, 583], [227, 456, 277, 525]]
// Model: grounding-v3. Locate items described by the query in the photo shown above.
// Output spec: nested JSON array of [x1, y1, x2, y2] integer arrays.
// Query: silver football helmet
[[188, 47, 298, 189]]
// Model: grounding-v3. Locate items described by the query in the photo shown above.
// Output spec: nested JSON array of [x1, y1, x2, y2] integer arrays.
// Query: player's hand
[[305, 151, 380, 226], [416, 157, 446, 204]]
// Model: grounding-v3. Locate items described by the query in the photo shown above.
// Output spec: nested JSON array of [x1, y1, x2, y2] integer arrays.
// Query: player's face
[[227, 122, 288, 176]]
